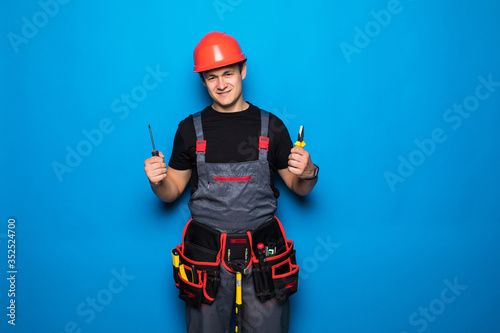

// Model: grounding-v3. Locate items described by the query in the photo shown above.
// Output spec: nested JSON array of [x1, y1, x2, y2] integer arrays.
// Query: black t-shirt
[[168, 102, 293, 198]]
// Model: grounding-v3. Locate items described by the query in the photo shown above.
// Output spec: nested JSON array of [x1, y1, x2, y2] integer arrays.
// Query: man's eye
[[207, 77, 215, 81], [225, 73, 232, 77]]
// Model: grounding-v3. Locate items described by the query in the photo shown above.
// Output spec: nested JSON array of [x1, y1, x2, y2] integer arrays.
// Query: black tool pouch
[[251, 217, 300, 304], [172, 219, 221, 308]]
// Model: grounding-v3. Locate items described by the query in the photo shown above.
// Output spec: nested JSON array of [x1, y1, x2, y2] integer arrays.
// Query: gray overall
[[185, 110, 290, 333]]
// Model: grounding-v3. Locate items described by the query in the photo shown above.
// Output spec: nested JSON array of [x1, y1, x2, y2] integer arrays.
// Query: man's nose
[[216, 77, 227, 90]]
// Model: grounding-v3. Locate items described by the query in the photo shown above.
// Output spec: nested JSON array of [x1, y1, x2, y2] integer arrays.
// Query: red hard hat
[[193, 31, 246, 73]]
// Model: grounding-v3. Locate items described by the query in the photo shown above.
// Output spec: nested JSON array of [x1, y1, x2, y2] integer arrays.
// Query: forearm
[[150, 175, 182, 203], [290, 175, 318, 196]]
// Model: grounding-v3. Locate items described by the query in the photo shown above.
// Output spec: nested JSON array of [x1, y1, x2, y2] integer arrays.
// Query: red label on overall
[[230, 239, 247, 244]]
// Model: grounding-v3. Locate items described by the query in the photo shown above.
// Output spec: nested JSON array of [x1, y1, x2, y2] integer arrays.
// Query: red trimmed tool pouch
[[172, 219, 221, 308], [222, 233, 252, 274], [251, 217, 299, 304]]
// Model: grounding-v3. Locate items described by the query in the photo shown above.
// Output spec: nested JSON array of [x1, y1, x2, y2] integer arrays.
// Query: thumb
[[159, 151, 165, 159]]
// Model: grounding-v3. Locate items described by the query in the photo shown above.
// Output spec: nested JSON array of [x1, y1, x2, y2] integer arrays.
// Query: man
[[144, 32, 318, 333]]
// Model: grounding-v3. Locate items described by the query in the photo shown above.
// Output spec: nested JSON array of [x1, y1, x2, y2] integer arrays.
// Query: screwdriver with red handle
[[148, 124, 159, 156]]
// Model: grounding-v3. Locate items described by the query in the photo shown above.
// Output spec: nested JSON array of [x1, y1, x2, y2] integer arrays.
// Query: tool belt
[[172, 216, 299, 307]]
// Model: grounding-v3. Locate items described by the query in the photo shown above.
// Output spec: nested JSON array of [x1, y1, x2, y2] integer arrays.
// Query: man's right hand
[[144, 151, 167, 185]]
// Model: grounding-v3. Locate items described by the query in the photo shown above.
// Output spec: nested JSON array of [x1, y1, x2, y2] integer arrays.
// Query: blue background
[[2, 0, 500, 332]]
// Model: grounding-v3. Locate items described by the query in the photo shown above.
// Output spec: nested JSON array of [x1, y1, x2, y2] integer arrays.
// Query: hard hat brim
[[193, 56, 247, 73]]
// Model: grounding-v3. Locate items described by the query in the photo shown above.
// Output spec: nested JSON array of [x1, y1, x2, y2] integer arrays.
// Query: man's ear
[[240, 62, 247, 80], [199, 73, 206, 87]]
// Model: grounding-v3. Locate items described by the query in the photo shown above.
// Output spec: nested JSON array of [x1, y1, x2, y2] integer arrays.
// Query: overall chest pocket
[[208, 173, 258, 201]]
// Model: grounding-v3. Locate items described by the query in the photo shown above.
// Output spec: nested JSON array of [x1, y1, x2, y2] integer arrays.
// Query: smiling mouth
[[217, 90, 231, 96]]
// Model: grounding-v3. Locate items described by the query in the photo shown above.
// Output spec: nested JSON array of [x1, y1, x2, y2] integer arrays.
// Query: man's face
[[202, 63, 246, 111]]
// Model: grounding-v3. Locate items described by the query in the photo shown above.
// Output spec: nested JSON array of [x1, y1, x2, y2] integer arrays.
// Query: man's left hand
[[288, 147, 316, 179]]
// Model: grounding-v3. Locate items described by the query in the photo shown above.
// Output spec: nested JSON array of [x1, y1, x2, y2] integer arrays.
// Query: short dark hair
[[199, 60, 246, 83]]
